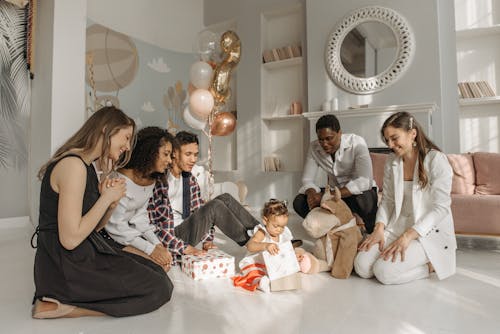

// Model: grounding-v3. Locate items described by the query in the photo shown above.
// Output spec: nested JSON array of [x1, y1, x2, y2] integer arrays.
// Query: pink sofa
[[370, 152, 500, 236]]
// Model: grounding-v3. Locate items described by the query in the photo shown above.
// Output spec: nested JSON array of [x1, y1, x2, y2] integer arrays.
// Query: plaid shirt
[[148, 173, 213, 257]]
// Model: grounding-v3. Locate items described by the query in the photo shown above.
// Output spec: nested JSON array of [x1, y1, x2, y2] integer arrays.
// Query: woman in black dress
[[32, 106, 173, 318]]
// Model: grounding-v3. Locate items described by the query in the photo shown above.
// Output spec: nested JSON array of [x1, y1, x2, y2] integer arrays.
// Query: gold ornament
[[209, 30, 241, 107]]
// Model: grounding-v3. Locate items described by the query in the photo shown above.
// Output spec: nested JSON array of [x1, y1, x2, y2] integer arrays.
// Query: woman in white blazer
[[354, 111, 456, 284]]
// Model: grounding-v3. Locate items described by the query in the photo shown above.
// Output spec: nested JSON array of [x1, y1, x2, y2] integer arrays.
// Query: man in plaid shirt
[[148, 131, 259, 261]]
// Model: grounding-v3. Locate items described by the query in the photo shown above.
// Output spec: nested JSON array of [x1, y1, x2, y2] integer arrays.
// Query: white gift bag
[[262, 241, 300, 281]]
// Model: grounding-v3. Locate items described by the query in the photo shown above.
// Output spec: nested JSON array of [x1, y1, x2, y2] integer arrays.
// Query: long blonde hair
[[38, 106, 135, 179]]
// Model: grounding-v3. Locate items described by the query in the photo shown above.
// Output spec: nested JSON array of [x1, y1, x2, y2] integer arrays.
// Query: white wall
[[87, 0, 204, 53], [204, 0, 306, 208], [0, 169, 28, 218], [29, 0, 87, 225], [18, 0, 461, 221], [28, 0, 205, 225], [437, 0, 461, 153], [28, 0, 54, 224], [306, 0, 459, 153], [205, 0, 460, 209]]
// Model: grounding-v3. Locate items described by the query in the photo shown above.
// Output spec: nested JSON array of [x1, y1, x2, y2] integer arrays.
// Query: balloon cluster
[[183, 30, 240, 136], [182, 30, 241, 200]]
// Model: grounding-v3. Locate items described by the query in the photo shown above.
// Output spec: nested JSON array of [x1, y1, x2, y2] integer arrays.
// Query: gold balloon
[[211, 112, 236, 136], [209, 30, 241, 107]]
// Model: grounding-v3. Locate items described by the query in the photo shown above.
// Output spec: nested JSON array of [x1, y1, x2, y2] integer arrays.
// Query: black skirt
[[34, 230, 173, 317]]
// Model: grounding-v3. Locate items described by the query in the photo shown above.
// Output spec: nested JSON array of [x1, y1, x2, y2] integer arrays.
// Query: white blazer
[[376, 150, 456, 280]]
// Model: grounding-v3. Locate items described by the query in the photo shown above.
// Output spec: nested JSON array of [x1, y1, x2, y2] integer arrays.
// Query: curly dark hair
[[123, 126, 174, 178], [262, 199, 289, 219]]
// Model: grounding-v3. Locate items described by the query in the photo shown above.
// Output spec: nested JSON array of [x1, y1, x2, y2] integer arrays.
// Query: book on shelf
[[262, 49, 274, 63], [264, 156, 281, 172], [262, 50, 274, 63], [457, 82, 470, 98], [469, 82, 482, 98], [281, 46, 293, 59], [458, 81, 497, 99], [271, 49, 280, 62], [275, 47, 286, 60], [479, 81, 496, 96], [291, 44, 301, 57], [464, 82, 474, 98], [262, 44, 303, 64]]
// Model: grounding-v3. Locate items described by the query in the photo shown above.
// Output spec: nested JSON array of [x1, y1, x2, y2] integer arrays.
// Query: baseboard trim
[[0, 216, 32, 229], [456, 234, 500, 251]]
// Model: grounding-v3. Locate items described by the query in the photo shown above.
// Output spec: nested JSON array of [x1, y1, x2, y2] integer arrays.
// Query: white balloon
[[190, 61, 213, 89], [189, 89, 214, 119], [183, 106, 206, 130]]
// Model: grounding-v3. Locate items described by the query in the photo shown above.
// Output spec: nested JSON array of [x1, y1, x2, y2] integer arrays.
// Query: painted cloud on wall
[[148, 57, 171, 73], [141, 101, 156, 112]]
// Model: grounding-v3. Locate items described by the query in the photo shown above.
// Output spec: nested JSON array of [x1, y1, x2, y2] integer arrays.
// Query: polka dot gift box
[[181, 249, 235, 280]]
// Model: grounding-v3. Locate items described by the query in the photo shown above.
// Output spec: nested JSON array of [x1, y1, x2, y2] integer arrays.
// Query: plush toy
[[295, 247, 329, 274], [301, 186, 363, 279]]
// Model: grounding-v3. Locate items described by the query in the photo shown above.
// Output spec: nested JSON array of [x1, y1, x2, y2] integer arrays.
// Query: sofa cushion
[[451, 194, 500, 235], [473, 152, 500, 195], [370, 152, 388, 191], [447, 153, 475, 195]]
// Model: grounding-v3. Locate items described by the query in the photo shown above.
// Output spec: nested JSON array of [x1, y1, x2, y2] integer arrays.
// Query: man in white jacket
[[293, 115, 378, 233]]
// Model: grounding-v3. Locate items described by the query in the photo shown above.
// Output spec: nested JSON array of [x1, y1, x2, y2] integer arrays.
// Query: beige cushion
[[447, 153, 475, 195], [302, 207, 340, 239], [473, 152, 500, 195]]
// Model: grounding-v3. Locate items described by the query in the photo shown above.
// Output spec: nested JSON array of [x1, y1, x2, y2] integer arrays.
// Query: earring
[[412, 141, 417, 147]]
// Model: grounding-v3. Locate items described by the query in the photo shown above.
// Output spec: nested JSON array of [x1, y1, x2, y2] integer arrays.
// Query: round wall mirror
[[340, 21, 397, 78], [325, 6, 415, 94]]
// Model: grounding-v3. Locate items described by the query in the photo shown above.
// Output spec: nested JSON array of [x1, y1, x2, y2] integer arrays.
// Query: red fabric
[[232, 263, 267, 292]]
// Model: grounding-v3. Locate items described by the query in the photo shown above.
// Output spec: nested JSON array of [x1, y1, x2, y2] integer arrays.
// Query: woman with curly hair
[[100, 126, 175, 272]]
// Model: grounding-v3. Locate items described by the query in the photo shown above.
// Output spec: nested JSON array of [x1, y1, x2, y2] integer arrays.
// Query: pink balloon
[[189, 89, 214, 119]]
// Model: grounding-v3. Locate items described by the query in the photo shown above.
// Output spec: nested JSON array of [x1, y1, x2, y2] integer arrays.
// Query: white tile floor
[[1, 215, 500, 334]]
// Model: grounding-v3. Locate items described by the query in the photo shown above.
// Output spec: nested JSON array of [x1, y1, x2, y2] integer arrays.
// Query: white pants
[[354, 232, 430, 285]]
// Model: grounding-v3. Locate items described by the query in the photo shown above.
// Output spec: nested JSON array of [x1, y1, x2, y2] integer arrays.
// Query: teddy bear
[[298, 186, 363, 279]]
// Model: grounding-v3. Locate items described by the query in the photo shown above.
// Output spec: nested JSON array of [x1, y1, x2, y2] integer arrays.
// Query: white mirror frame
[[325, 6, 415, 95]]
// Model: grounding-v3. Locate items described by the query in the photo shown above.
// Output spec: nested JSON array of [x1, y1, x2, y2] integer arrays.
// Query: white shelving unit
[[455, 0, 500, 153], [456, 24, 500, 40], [262, 57, 302, 70], [260, 4, 306, 172], [459, 96, 500, 107]]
